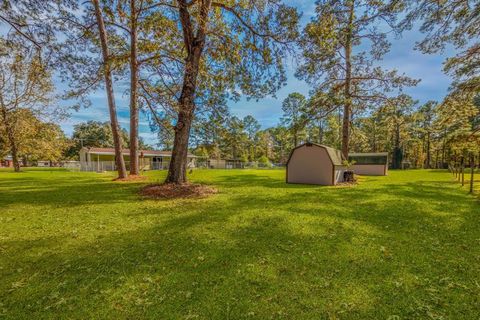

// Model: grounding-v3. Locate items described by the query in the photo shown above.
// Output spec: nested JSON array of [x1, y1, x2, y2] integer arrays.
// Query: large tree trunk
[[318, 120, 323, 144], [164, 42, 197, 183], [341, 101, 351, 158], [341, 1, 354, 159], [93, 0, 127, 179], [8, 135, 20, 172], [1, 106, 20, 172], [165, 0, 211, 184], [166, 109, 194, 183], [129, 0, 139, 176]]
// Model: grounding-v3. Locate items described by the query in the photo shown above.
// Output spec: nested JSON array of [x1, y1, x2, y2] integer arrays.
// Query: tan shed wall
[[352, 164, 387, 176], [287, 145, 334, 185], [209, 159, 226, 169]]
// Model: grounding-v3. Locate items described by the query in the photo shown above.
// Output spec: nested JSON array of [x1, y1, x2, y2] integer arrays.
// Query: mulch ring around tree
[[139, 183, 217, 199], [114, 175, 149, 182]]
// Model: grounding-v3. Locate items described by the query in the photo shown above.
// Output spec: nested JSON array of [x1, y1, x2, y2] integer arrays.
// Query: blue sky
[[59, 2, 455, 145]]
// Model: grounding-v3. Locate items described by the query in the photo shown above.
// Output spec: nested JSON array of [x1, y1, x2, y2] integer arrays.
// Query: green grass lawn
[[0, 169, 479, 319]]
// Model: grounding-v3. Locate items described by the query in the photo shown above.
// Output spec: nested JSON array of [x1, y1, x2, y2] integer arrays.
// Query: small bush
[[258, 155, 272, 168]]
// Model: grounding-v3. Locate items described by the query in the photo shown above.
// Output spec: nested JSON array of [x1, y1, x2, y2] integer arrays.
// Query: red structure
[[1, 156, 14, 168]]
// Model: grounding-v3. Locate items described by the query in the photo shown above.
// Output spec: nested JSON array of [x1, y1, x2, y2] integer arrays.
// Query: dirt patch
[[335, 180, 358, 187], [139, 183, 217, 199], [114, 175, 149, 182]]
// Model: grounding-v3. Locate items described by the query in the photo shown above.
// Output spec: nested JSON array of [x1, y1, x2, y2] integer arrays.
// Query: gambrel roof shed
[[286, 143, 346, 186]]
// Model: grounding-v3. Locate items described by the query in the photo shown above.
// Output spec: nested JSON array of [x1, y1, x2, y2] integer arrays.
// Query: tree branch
[[0, 15, 41, 48]]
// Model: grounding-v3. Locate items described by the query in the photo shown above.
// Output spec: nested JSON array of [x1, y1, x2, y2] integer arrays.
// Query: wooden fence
[[448, 153, 479, 195]]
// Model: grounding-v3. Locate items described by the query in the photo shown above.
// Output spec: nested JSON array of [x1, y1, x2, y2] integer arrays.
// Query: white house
[[79, 147, 197, 171]]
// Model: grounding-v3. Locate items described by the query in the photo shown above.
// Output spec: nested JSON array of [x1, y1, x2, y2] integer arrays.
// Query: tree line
[[10, 88, 475, 173], [186, 91, 479, 170], [0, 0, 478, 183]]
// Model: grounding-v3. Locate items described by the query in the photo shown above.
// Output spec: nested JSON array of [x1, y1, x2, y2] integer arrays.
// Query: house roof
[[82, 147, 197, 158], [287, 142, 345, 166]]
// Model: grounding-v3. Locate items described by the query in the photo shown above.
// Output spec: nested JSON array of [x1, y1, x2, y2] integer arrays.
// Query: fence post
[[457, 159, 461, 182], [454, 157, 458, 178], [452, 155, 457, 179], [470, 154, 475, 194]]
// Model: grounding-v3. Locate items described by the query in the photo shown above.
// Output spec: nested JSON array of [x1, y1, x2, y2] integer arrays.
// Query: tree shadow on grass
[[1, 170, 480, 319], [0, 174, 146, 208], [213, 173, 289, 189], [0, 207, 393, 319], [2, 178, 480, 319]]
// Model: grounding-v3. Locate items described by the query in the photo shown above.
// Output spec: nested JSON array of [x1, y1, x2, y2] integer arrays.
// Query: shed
[[349, 152, 388, 176], [286, 143, 346, 185]]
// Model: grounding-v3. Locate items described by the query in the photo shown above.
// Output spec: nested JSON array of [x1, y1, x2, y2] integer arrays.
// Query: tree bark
[[318, 121, 323, 144], [1, 107, 20, 172], [393, 124, 402, 169], [165, 0, 211, 184], [129, 0, 139, 176], [92, 0, 127, 179], [341, 1, 354, 159], [425, 131, 431, 168], [441, 129, 446, 168], [470, 154, 475, 193]]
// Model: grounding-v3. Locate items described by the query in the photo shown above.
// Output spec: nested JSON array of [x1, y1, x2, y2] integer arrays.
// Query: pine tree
[[298, 0, 418, 158], [280, 93, 308, 147], [161, 0, 300, 184], [400, 0, 480, 94]]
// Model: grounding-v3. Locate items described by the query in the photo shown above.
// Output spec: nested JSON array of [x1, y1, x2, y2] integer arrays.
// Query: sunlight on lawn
[[0, 169, 479, 319]]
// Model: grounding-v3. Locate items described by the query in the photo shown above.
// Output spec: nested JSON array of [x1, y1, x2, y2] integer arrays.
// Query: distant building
[[79, 147, 197, 171], [0, 155, 14, 168], [36, 161, 51, 167], [349, 152, 389, 176], [207, 158, 245, 169], [207, 158, 226, 169]]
